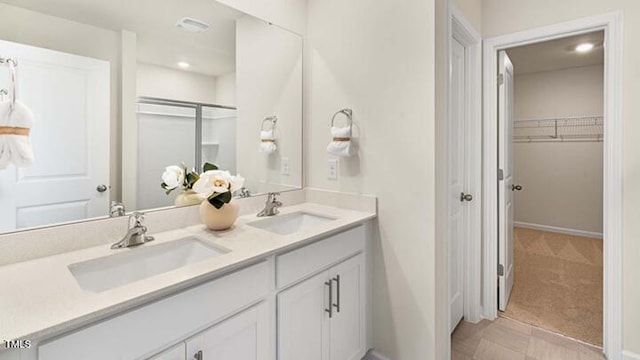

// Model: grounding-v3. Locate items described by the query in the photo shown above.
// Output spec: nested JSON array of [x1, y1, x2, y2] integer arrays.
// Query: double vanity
[[0, 190, 376, 360]]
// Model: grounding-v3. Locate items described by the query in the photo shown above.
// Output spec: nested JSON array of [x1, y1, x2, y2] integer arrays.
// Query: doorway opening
[[498, 31, 604, 346]]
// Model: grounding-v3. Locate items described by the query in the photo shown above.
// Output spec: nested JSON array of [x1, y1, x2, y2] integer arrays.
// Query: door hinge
[[498, 169, 504, 181], [498, 73, 504, 85], [498, 264, 504, 276]]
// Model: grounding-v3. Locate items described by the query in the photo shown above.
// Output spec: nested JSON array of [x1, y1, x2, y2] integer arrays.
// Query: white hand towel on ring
[[0, 100, 36, 169], [259, 129, 277, 154], [326, 126, 354, 157]]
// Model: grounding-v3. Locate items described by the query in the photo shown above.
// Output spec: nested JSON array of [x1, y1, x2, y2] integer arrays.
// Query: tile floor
[[451, 317, 606, 360]]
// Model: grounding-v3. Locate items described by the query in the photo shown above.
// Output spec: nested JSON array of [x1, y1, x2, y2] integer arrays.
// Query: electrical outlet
[[328, 159, 338, 180], [281, 157, 290, 176]]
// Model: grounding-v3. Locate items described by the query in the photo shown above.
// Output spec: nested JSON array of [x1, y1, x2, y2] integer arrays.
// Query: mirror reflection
[[0, 0, 303, 233]]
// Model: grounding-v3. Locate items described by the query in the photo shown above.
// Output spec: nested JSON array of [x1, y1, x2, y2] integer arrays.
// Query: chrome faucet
[[109, 201, 126, 217], [111, 212, 154, 249], [257, 192, 282, 217]]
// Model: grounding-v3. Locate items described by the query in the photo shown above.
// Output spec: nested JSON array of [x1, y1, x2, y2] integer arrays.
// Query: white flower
[[193, 170, 246, 197], [162, 165, 185, 190]]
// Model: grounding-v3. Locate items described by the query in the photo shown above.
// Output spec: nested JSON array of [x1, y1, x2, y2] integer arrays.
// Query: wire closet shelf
[[513, 115, 603, 143]]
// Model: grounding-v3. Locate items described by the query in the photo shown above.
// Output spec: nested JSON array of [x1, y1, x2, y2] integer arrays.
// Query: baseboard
[[624, 350, 640, 360], [363, 349, 392, 360], [514, 221, 603, 239]]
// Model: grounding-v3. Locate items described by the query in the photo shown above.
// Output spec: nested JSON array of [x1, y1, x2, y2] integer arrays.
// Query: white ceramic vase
[[174, 189, 203, 207], [199, 199, 239, 231]]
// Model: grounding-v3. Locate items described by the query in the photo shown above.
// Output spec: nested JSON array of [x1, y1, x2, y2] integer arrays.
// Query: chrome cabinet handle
[[194, 350, 203, 360], [96, 184, 108, 193], [325, 280, 333, 318], [332, 275, 341, 313], [460, 192, 473, 202], [512, 184, 523, 191]]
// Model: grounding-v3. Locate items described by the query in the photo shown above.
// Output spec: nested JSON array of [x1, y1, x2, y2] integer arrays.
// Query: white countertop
[[0, 202, 375, 345]]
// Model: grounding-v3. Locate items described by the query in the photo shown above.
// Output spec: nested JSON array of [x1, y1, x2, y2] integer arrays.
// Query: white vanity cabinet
[[3, 222, 370, 360], [185, 302, 269, 360], [277, 225, 369, 360], [149, 343, 186, 360]]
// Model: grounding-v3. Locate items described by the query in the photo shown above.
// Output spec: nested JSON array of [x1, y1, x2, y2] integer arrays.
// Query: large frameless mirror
[[0, 0, 302, 233]]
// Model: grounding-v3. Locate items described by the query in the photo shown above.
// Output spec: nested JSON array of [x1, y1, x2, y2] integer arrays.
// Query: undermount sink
[[68, 236, 228, 292], [247, 211, 335, 235]]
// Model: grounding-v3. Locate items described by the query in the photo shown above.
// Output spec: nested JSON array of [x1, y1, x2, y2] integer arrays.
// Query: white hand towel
[[0, 100, 35, 169], [259, 129, 277, 154], [326, 126, 354, 157]]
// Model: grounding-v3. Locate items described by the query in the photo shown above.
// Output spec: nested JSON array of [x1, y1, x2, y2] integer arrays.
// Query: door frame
[[481, 12, 623, 359], [446, 4, 483, 331]]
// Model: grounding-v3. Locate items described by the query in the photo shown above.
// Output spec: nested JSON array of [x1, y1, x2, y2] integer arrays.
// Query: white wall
[[215, 72, 236, 106], [453, 0, 482, 33], [513, 65, 604, 234], [0, 2, 122, 202], [482, 0, 640, 354], [136, 63, 217, 104], [306, 0, 441, 358], [236, 15, 303, 194]]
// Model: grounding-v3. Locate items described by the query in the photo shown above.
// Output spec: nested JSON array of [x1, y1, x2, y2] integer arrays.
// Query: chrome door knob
[[512, 184, 523, 191], [460, 192, 473, 202], [96, 184, 108, 193]]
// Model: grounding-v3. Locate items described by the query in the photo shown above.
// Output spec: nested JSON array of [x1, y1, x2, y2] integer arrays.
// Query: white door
[[0, 39, 110, 232], [498, 50, 515, 311], [149, 343, 186, 360], [329, 255, 365, 360], [448, 37, 468, 331], [277, 271, 330, 360], [185, 302, 269, 360]]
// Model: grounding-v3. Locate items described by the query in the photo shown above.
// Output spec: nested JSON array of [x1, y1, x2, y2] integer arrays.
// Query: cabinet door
[[277, 271, 330, 360], [148, 343, 186, 360], [185, 302, 269, 360], [329, 255, 365, 360]]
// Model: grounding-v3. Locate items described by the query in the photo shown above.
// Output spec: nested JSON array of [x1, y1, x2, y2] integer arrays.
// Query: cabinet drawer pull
[[194, 350, 203, 360], [332, 275, 341, 313], [325, 280, 333, 318]]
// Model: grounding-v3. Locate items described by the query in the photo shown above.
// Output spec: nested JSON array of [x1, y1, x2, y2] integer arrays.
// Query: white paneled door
[[449, 37, 469, 332], [0, 40, 110, 232], [498, 50, 515, 311]]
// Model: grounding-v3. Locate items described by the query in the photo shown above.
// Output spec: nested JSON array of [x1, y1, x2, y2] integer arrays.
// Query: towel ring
[[331, 108, 353, 129], [261, 116, 278, 131]]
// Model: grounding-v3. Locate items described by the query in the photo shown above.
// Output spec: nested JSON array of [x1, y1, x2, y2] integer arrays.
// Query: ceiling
[[0, 0, 246, 76], [506, 31, 604, 75]]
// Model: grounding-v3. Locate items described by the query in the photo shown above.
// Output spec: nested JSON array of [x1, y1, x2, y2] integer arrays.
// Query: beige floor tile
[[452, 348, 472, 360], [483, 320, 531, 353], [577, 344, 606, 360], [495, 317, 532, 335], [531, 327, 583, 351], [473, 339, 526, 360], [526, 337, 580, 360]]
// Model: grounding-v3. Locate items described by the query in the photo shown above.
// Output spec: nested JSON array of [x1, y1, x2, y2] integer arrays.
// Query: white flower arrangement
[[161, 163, 245, 209]]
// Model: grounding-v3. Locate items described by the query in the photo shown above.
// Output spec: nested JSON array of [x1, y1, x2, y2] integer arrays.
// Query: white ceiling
[[0, 0, 246, 76], [506, 31, 604, 75]]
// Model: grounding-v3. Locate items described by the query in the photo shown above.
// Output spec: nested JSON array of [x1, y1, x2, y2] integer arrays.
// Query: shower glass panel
[[136, 98, 238, 211], [137, 102, 197, 210], [202, 106, 237, 174]]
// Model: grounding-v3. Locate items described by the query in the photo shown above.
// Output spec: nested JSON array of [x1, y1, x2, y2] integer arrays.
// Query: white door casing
[[0, 39, 110, 232], [449, 37, 467, 331], [497, 51, 515, 312]]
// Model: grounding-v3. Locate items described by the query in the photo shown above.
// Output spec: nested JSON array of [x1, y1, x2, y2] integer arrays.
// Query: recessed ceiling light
[[176, 17, 210, 32], [177, 61, 190, 69], [575, 43, 595, 53]]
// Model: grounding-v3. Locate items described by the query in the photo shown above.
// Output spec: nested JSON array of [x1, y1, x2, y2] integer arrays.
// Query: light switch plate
[[328, 159, 338, 180], [281, 157, 290, 176]]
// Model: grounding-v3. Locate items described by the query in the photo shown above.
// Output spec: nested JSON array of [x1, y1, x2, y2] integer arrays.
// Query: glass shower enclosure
[[136, 97, 237, 210]]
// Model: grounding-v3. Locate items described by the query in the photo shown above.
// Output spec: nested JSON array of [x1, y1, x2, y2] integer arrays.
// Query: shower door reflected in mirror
[[135, 98, 237, 210]]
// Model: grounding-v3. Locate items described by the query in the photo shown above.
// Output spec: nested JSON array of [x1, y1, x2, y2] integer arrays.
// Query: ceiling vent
[[176, 17, 210, 32]]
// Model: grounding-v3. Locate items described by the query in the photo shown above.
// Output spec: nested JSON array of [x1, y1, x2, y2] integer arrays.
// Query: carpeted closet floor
[[502, 227, 603, 346]]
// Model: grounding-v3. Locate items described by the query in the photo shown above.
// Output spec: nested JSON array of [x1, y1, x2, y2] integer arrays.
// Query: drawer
[[276, 225, 365, 288], [39, 261, 270, 360]]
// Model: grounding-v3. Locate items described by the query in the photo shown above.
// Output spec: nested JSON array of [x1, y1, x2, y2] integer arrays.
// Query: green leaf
[[207, 190, 231, 209], [217, 190, 232, 203], [208, 196, 225, 209], [203, 162, 218, 172]]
